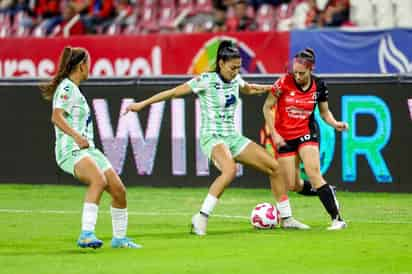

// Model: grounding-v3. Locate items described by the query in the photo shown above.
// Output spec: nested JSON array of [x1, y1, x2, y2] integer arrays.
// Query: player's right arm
[[52, 83, 89, 148], [51, 109, 89, 148], [263, 91, 286, 148], [125, 83, 192, 113]]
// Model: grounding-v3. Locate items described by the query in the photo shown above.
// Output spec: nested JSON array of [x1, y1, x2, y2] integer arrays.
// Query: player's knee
[[112, 183, 127, 203], [221, 164, 237, 181], [91, 175, 107, 190], [267, 160, 280, 177]]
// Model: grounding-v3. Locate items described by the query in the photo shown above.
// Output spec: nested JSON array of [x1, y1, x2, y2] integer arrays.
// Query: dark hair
[[294, 48, 316, 65], [214, 40, 241, 73], [40, 46, 87, 101]]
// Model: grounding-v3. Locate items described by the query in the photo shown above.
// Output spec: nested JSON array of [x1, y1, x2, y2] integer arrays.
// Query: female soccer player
[[125, 41, 309, 235], [263, 48, 348, 230], [40, 46, 141, 248]]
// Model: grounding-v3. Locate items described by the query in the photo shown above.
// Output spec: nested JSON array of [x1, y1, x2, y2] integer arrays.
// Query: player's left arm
[[318, 101, 348, 132], [240, 83, 272, 95]]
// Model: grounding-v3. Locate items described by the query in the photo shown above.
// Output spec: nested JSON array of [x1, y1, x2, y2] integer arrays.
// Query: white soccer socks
[[81, 202, 98, 232], [111, 207, 128, 238]]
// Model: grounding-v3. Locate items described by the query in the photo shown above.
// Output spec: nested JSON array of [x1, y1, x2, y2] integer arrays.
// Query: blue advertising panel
[[291, 29, 412, 73]]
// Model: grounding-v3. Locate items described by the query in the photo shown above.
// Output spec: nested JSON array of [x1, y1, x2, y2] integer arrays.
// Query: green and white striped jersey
[[187, 72, 246, 137], [52, 78, 94, 164]]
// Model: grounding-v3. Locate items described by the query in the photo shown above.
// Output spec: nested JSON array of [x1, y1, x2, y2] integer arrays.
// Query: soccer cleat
[[191, 212, 208, 236], [77, 231, 103, 249], [281, 217, 311, 230], [111, 237, 142, 248], [327, 219, 347, 230]]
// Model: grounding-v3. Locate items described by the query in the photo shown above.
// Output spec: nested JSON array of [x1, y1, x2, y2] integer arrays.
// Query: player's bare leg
[[74, 157, 107, 248], [235, 142, 310, 230], [105, 169, 142, 248], [192, 144, 236, 236]]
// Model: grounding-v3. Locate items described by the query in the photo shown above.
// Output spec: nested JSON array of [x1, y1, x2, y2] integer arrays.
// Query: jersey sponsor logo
[[224, 94, 236, 107], [60, 94, 69, 101], [285, 106, 312, 119], [285, 97, 316, 105]]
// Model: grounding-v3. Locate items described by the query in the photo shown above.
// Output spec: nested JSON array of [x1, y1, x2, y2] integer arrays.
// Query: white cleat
[[327, 219, 347, 230], [191, 213, 208, 236], [281, 217, 311, 230]]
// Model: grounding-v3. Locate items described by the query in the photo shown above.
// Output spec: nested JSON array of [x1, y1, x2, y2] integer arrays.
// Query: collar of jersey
[[216, 72, 232, 84]]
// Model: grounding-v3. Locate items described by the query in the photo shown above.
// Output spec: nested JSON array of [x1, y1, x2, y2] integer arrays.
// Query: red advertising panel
[[0, 32, 289, 77]]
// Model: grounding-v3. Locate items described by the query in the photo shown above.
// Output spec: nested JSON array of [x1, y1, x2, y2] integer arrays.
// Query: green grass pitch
[[0, 184, 411, 274]]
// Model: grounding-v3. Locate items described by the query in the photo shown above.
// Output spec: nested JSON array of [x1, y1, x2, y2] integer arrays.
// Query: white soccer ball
[[250, 202, 279, 229]]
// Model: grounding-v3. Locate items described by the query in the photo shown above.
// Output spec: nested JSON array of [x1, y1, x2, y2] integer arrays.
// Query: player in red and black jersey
[[263, 48, 348, 230]]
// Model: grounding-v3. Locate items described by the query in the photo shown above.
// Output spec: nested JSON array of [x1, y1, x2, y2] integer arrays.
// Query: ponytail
[[39, 46, 87, 101]]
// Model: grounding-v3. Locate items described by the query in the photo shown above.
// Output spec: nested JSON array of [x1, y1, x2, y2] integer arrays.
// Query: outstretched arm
[[318, 101, 348, 131], [240, 83, 272, 95], [125, 83, 192, 113]]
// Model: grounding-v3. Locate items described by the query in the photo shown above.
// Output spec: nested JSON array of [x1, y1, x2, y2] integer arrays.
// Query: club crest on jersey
[[224, 94, 236, 107], [60, 94, 69, 100], [290, 91, 295, 96]]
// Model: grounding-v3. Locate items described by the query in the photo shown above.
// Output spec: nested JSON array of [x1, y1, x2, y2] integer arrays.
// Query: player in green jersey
[[125, 41, 309, 235], [40, 46, 141, 248]]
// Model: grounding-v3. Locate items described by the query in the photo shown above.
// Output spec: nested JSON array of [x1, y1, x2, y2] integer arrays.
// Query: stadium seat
[[11, 11, 31, 37], [350, 0, 375, 27], [392, 0, 412, 27], [138, 0, 159, 33], [195, 0, 213, 14], [121, 3, 141, 34], [158, 0, 177, 30], [0, 13, 11, 37], [177, 0, 195, 15], [255, 4, 275, 32], [292, 1, 310, 29], [274, 3, 294, 31], [372, 0, 395, 28], [182, 21, 195, 32]]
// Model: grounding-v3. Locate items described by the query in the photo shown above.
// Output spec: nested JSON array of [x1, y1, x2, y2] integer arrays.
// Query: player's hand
[[122, 102, 145, 116], [272, 133, 286, 149], [74, 135, 90, 149], [335, 121, 349, 132]]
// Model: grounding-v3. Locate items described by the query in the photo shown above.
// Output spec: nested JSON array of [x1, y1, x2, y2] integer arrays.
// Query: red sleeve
[[271, 75, 286, 97]]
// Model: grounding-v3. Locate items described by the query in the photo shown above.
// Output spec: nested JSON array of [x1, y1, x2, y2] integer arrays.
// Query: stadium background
[[0, 0, 411, 193]]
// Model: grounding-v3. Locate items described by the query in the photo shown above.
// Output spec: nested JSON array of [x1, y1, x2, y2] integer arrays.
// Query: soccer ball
[[250, 202, 279, 229]]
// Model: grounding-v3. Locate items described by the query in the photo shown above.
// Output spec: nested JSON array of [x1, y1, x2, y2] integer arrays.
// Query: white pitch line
[[0, 208, 248, 219], [0, 208, 411, 224]]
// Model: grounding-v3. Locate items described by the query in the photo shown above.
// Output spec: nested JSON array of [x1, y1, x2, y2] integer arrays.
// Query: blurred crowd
[[0, 0, 410, 37]]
